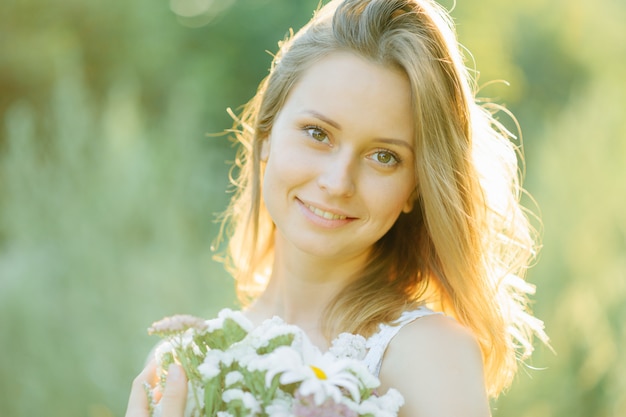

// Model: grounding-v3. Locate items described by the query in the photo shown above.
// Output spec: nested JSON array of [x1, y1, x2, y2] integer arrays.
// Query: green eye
[[305, 127, 329, 142], [374, 151, 398, 165]]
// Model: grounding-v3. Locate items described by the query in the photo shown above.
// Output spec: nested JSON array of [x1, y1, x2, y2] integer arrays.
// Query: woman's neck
[[245, 235, 370, 348]]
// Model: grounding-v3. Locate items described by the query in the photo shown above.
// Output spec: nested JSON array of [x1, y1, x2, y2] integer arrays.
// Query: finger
[[125, 361, 158, 417], [160, 364, 188, 417]]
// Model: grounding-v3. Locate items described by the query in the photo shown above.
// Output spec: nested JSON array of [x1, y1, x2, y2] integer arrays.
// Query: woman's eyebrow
[[302, 109, 413, 151], [301, 110, 342, 130], [375, 138, 414, 151]]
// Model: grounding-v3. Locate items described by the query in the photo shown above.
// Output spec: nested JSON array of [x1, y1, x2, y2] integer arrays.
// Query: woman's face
[[261, 52, 416, 261]]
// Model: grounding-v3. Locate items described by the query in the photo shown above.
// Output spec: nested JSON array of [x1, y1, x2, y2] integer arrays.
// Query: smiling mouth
[[303, 203, 348, 220]]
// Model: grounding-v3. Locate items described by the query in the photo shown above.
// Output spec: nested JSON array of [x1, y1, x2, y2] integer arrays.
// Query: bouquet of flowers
[[146, 309, 404, 417]]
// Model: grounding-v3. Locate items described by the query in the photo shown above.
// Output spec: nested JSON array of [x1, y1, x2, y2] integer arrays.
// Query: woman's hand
[[125, 360, 188, 417]]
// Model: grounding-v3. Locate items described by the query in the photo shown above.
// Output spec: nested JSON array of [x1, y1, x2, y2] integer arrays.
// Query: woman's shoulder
[[379, 313, 491, 417], [386, 313, 482, 366], [391, 312, 477, 349]]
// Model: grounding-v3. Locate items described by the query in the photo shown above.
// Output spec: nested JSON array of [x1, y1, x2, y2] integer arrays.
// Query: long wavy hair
[[215, 0, 548, 397]]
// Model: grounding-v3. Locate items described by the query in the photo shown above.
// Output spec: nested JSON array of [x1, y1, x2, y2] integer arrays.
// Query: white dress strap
[[362, 306, 441, 377]]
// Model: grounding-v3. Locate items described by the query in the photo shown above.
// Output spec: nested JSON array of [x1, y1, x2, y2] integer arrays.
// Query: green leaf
[[203, 377, 222, 417], [197, 318, 249, 350], [256, 334, 295, 355]]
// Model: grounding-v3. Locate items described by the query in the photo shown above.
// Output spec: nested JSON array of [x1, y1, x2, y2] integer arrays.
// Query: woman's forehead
[[277, 52, 414, 139]]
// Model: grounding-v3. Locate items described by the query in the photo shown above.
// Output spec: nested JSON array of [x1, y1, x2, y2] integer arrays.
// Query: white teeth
[[306, 204, 347, 220]]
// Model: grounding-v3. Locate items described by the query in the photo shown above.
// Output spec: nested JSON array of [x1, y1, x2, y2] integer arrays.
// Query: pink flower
[[148, 314, 208, 336], [293, 392, 358, 417]]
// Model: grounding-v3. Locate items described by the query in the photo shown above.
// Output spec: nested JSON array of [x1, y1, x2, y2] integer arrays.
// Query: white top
[[362, 307, 441, 377]]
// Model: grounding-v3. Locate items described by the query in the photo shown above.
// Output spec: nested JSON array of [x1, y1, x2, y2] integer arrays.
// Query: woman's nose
[[316, 151, 356, 197]]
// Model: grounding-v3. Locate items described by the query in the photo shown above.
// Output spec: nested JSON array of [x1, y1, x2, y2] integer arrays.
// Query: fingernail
[[168, 365, 181, 381]]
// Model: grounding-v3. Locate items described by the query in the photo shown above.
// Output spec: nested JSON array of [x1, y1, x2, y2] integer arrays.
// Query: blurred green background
[[0, 0, 624, 416]]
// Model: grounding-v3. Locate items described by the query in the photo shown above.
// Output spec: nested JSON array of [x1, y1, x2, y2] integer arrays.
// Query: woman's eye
[[372, 150, 399, 166], [305, 127, 329, 143]]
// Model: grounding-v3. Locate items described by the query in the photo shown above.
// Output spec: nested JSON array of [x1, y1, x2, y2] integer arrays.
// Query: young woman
[[126, 0, 547, 416]]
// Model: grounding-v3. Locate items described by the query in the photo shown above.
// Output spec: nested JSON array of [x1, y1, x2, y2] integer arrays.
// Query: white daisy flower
[[344, 360, 380, 391], [246, 316, 304, 352], [217, 308, 254, 332], [265, 397, 293, 417], [222, 389, 261, 414], [358, 388, 404, 417], [153, 340, 174, 367], [204, 308, 251, 334], [225, 371, 244, 387], [184, 384, 205, 417], [231, 341, 259, 368], [274, 348, 364, 405], [198, 349, 231, 380], [329, 333, 368, 360], [262, 346, 305, 385]]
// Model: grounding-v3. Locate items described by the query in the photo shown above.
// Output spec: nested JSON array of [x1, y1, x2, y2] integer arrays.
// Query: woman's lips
[[296, 198, 356, 226], [302, 203, 348, 220]]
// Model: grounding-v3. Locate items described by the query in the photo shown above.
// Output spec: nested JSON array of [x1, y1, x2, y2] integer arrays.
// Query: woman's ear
[[260, 136, 270, 162], [402, 188, 418, 213]]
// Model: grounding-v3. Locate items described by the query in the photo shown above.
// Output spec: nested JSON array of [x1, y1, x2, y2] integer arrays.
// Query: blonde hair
[[216, 0, 547, 397]]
